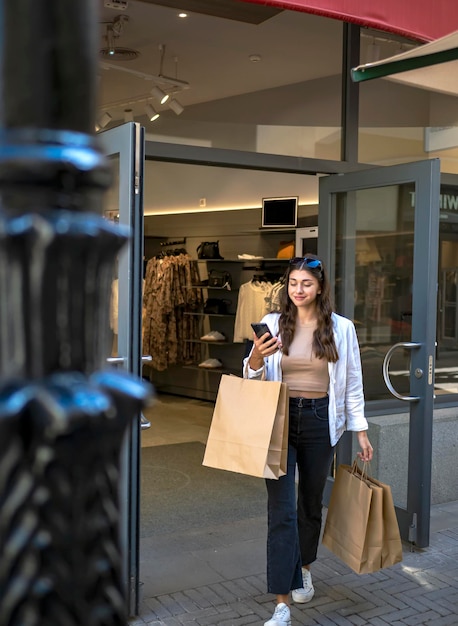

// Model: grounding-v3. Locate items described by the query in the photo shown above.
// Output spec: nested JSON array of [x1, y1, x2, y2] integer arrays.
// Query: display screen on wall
[[262, 196, 298, 227]]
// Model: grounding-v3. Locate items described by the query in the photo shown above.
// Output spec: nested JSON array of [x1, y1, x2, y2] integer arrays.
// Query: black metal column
[[341, 22, 360, 164], [0, 2, 150, 624]]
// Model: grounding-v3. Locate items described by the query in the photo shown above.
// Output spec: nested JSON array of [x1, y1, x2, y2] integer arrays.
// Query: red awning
[[241, 0, 458, 42]]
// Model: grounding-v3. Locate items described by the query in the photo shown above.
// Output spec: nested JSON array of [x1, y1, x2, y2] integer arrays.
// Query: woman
[[244, 255, 373, 626]]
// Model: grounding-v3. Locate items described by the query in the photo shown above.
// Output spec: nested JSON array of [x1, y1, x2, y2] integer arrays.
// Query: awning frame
[[352, 47, 458, 82]]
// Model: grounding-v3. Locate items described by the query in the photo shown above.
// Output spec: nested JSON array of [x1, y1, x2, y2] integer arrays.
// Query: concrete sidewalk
[[131, 500, 458, 626]]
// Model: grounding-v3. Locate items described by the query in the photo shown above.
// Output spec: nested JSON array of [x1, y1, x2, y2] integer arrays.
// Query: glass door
[[99, 122, 145, 615], [319, 159, 440, 548]]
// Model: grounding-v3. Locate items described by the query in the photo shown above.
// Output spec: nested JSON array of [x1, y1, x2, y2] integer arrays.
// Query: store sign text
[[409, 192, 458, 211]]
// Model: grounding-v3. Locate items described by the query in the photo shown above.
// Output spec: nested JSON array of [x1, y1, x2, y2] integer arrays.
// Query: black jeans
[[265, 396, 334, 594]]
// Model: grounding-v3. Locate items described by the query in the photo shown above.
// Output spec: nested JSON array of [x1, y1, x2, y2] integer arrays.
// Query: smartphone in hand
[[251, 322, 274, 341]]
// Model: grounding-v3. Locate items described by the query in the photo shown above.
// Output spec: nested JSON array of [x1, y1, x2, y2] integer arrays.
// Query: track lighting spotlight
[[145, 103, 160, 122], [168, 98, 184, 115], [95, 111, 112, 131], [150, 85, 169, 105], [124, 108, 134, 122]]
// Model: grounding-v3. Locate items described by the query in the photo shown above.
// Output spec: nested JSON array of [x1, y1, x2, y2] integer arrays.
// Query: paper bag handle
[[351, 458, 372, 481]]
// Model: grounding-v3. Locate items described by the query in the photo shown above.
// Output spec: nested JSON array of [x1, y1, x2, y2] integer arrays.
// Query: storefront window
[[334, 183, 458, 402], [437, 182, 458, 396], [358, 46, 458, 174], [359, 124, 458, 175], [103, 155, 120, 358]]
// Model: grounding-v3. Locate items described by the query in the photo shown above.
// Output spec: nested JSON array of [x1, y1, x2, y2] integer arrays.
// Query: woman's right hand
[[248, 332, 280, 369]]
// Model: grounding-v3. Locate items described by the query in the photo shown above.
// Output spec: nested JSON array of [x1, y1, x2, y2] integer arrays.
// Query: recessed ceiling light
[[249, 54, 262, 63], [178, 12, 187, 18]]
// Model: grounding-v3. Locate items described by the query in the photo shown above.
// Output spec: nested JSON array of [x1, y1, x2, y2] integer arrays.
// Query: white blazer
[[243, 311, 368, 447]]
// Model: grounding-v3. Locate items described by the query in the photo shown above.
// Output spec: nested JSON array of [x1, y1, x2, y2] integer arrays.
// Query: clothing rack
[[251, 273, 270, 282]]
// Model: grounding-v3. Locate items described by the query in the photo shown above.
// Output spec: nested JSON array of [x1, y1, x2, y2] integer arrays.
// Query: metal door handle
[[107, 355, 152, 364], [382, 342, 421, 402], [107, 356, 126, 364]]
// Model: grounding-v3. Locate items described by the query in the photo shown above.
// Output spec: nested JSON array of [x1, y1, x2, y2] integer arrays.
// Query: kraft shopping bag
[[202, 374, 289, 479], [322, 463, 385, 574], [353, 464, 403, 569]]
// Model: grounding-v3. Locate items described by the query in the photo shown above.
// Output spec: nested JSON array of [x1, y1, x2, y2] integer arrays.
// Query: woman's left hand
[[356, 431, 373, 462]]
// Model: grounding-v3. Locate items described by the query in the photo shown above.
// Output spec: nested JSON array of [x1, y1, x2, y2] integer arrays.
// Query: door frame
[[99, 122, 145, 615], [318, 159, 441, 548]]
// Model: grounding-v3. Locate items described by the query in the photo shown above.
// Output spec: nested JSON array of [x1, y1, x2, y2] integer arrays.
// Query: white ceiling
[[97, 0, 412, 124]]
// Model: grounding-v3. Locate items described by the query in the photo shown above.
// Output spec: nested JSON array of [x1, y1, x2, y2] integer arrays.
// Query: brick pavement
[[130, 522, 458, 626]]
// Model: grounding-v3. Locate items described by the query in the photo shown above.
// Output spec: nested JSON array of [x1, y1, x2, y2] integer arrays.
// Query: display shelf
[[152, 256, 263, 400], [185, 339, 231, 345], [183, 364, 240, 376], [184, 312, 235, 317], [237, 228, 296, 235], [195, 258, 247, 262], [191, 283, 237, 291], [195, 258, 290, 262]]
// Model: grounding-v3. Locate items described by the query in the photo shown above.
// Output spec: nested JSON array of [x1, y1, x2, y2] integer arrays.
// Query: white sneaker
[[200, 330, 226, 341], [291, 568, 314, 603], [237, 253, 264, 260], [264, 603, 291, 626], [198, 358, 223, 369]]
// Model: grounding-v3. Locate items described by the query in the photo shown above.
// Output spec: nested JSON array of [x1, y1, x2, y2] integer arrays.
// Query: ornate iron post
[[0, 1, 150, 624]]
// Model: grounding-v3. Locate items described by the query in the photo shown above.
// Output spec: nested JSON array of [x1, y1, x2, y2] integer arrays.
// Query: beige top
[[281, 322, 329, 395], [233, 281, 273, 342]]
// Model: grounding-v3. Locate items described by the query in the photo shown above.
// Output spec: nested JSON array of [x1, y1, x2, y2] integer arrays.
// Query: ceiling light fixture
[[99, 15, 139, 60], [168, 98, 184, 115], [95, 111, 112, 131], [107, 25, 115, 55], [145, 103, 160, 122], [100, 61, 189, 89], [124, 108, 134, 122], [150, 85, 169, 105], [178, 12, 187, 18]]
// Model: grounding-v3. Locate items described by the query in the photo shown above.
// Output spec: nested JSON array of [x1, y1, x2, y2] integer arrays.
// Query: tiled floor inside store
[[141, 393, 214, 449], [139, 392, 267, 599]]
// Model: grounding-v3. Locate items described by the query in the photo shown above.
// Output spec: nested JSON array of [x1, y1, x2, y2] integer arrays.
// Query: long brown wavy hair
[[278, 255, 338, 362]]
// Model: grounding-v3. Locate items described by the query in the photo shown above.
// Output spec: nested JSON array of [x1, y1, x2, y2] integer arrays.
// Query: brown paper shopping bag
[[353, 465, 403, 569], [322, 463, 384, 574], [202, 374, 289, 479]]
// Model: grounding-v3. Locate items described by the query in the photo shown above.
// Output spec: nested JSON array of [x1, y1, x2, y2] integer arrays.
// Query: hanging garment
[[143, 253, 202, 370], [233, 280, 273, 342], [264, 281, 285, 314], [110, 278, 119, 335]]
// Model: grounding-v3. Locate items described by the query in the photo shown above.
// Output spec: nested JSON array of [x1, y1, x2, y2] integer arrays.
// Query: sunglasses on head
[[289, 257, 322, 269]]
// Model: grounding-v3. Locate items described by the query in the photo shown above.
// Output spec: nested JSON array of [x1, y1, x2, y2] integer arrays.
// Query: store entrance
[[319, 159, 441, 548]]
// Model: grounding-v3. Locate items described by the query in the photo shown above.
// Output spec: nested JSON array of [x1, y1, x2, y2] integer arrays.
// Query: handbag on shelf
[[322, 461, 402, 574], [207, 269, 232, 290], [203, 298, 232, 315], [197, 241, 224, 259], [202, 374, 289, 479], [276, 240, 295, 259]]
